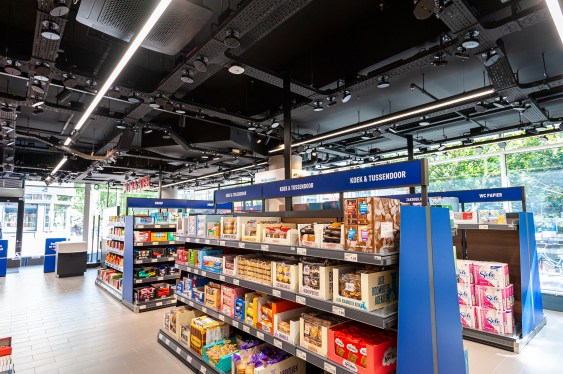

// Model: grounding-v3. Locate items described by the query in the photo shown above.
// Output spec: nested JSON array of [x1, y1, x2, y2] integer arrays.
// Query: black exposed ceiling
[[0, 0, 561, 186]]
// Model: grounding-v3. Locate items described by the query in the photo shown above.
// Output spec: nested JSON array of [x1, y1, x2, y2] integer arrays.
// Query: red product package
[[328, 322, 397, 374]]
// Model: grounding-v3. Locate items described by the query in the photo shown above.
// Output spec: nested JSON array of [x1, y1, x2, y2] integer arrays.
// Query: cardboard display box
[[221, 217, 281, 240], [272, 260, 299, 292], [299, 262, 347, 300]]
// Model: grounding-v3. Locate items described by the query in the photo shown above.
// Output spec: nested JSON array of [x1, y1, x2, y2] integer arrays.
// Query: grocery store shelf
[[175, 293, 353, 374], [455, 223, 518, 231], [176, 236, 398, 266], [133, 274, 181, 284], [106, 235, 125, 241], [135, 223, 177, 230], [123, 296, 177, 313], [95, 278, 122, 301], [175, 263, 397, 329], [134, 256, 176, 265], [105, 262, 123, 272], [157, 329, 220, 374], [462, 318, 546, 353], [107, 222, 125, 228], [106, 248, 124, 256], [231, 210, 343, 219], [134, 241, 178, 247]]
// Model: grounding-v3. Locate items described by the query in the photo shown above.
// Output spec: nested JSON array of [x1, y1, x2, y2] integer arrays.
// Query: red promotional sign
[[123, 175, 151, 193]]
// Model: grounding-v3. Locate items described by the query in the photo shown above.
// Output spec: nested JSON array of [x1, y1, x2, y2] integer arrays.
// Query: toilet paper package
[[457, 283, 475, 306], [476, 307, 514, 335], [456, 259, 474, 285], [475, 284, 514, 311], [473, 262, 510, 288], [459, 305, 477, 329]]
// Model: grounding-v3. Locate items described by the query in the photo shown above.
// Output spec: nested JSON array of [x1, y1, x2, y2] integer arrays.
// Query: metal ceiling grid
[[439, 0, 479, 34], [32, 11, 67, 62]]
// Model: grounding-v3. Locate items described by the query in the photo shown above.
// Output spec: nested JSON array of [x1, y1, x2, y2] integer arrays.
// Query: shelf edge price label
[[175, 346, 181, 354], [274, 339, 283, 349], [233, 279, 240, 286], [479, 224, 488, 230], [332, 305, 345, 317], [296, 247, 307, 256], [256, 331, 264, 340], [156, 302, 163, 306], [344, 252, 358, 262], [187, 356, 192, 363], [200, 366, 206, 374], [189, 301, 194, 307], [232, 320, 239, 328], [155, 225, 161, 228], [219, 240, 226, 246], [205, 239, 210, 244], [220, 275, 226, 281], [295, 295, 306, 305], [238, 242, 246, 249], [194, 269, 199, 275], [201, 271, 207, 277], [152, 242, 159, 245], [243, 325, 250, 333], [218, 314, 225, 321], [272, 289, 281, 298], [296, 349, 307, 361], [151, 259, 158, 263], [260, 244, 269, 251], [324, 362, 337, 374], [165, 338, 170, 345], [373, 255, 382, 262], [157, 277, 163, 281], [202, 306, 208, 313]]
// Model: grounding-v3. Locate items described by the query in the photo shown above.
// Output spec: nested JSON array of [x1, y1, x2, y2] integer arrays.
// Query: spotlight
[[326, 96, 337, 107], [256, 138, 263, 144], [539, 135, 548, 143], [34, 62, 50, 81], [341, 90, 352, 103], [143, 128, 153, 134], [498, 141, 506, 149], [474, 102, 487, 113], [432, 52, 448, 67], [31, 81, 45, 94], [174, 106, 186, 114], [107, 87, 120, 98], [271, 119, 280, 128], [419, 116, 431, 126], [372, 129, 382, 137], [311, 149, 317, 157], [32, 107, 44, 115], [116, 121, 127, 129], [50, 0, 69, 16], [154, 95, 167, 107], [128, 92, 141, 104], [56, 88, 72, 103], [63, 74, 77, 88], [413, 0, 436, 20], [377, 75, 390, 88], [148, 97, 160, 109], [313, 101, 323, 112], [228, 63, 245, 75], [224, 30, 241, 49], [194, 56, 209, 72], [483, 49, 499, 67], [162, 131, 171, 139], [462, 31, 480, 49], [360, 132, 372, 140], [455, 46, 469, 60], [180, 70, 194, 83], [4, 59, 21, 76], [248, 124, 257, 131], [84, 80, 98, 94], [41, 21, 61, 40], [438, 144, 446, 151]]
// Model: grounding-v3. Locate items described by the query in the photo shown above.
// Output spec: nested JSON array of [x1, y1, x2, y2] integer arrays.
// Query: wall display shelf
[[134, 240, 178, 247], [134, 256, 176, 265], [135, 223, 178, 229], [174, 292, 352, 374], [105, 262, 123, 272], [123, 296, 177, 313], [106, 235, 125, 241], [106, 248, 124, 256], [161, 160, 466, 374], [176, 262, 396, 329], [95, 277, 122, 300], [176, 236, 398, 266]]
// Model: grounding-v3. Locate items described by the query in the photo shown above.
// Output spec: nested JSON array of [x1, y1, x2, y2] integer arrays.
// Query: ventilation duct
[[75, 0, 213, 55]]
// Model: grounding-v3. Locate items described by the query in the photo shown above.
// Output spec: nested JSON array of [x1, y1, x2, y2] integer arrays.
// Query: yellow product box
[[189, 316, 229, 355]]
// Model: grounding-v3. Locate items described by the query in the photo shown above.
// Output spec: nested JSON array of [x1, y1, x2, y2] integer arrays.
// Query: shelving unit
[[94, 277, 122, 300], [163, 159, 466, 374]]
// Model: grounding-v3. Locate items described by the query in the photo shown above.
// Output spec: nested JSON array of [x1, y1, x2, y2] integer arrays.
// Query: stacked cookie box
[[457, 259, 514, 335]]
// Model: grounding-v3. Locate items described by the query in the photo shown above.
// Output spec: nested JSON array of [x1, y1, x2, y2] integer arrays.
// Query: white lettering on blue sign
[[280, 183, 314, 192], [225, 191, 247, 198], [154, 201, 164, 205], [479, 193, 503, 198], [350, 171, 407, 184]]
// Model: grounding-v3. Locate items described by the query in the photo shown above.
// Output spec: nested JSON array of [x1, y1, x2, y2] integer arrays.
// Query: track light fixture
[[34, 62, 50, 81], [143, 128, 153, 134], [462, 30, 480, 49], [419, 116, 431, 126], [313, 101, 323, 112], [377, 75, 390, 88], [360, 132, 372, 140], [413, 0, 435, 20], [483, 49, 499, 67], [148, 97, 160, 109], [180, 69, 194, 83], [163, 101, 174, 111], [455, 46, 469, 60], [174, 105, 186, 114], [224, 30, 241, 49], [194, 56, 209, 72], [432, 52, 448, 67], [154, 94, 167, 106], [4, 59, 21, 76], [41, 21, 61, 40], [271, 119, 280, 128], [326, 96, 337, 107], [32, 107, 44, 115], [116, 121, 127, 129], [50, 0, 70, 17], [341, 90, 352, 103], [84, 79, 98, 94], [63, 74, 77, 88], [228, 63, 245, 75], [127, 92, 141, 103]]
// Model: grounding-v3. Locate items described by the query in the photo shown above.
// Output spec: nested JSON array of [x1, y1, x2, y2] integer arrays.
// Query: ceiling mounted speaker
[[224, 29, 241, 48], [41, 21, 61, 40], [63, 74, 78, 88], [127, 92, 141, 103], [163, 101, 174, 111], [194, 56, 209, 72], [34, 63, 51, 81], [4, 59, 21, 76], [462, 30, 480, 49], [51, 0, 70, 17], [413, 0, 435, 20], [155, 95, 167, 106], [107, 87, 121, 98], [31, 81, 45, 94], [483, 49, 500, 67], [228, 63, 245, 75]]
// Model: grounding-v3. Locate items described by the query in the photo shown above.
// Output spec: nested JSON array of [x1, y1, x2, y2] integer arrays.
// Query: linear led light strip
[[162, 162, 269, 188], [546, 0, 563, 45], [63, 0, 172, 146], [269, 87, 496, 153]]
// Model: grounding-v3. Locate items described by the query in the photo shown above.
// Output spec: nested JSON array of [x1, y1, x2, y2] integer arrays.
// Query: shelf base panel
[[463, 318, 546, 353]]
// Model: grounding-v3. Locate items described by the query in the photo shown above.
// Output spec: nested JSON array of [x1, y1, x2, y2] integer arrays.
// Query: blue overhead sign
[[127, 198, 216, 209], [262, 160, 427, 198], [385, 187, 525, 204], [214, 184, 263, 203]]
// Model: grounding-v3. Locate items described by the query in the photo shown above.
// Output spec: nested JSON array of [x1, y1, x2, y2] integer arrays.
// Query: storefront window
[[44, 206, 51, 231], [23, 204, 38, 231], [2, 204, 18, 230]]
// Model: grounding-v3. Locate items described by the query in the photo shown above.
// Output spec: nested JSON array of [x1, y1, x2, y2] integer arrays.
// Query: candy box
[[298, 224, 324, 248], [150, 231, 168, 242], [234, 298, 245, 321], [164, 307, 203, 341], [190, 316, 230, 355], [176, 217, 189, 237], [459, 305, 477, 329], [187, 216, 197, 237], [134, 287, 154, 303], [273, 307, 309, 345], [196, 215, 208, 238], [193, 248, 224, 269], [134, 216, 153, 225], [203, 337, 238, 372], [253, 354, 305, 374], [372, 198, 401, 254], [453, 211, 478, 225], [205, 282, 222, 310], [257, 300, 301, 334], [456, 259, 474, 285], [220, 285, 248, 318], [476, 307, 514, 335], [207, 216, 225, 239], [299, 260, 346, 300], [321, 222, 345, 250], [192, 286, 206, 304], [345, 224, 372, 252], [134, 249, 152, 260], [475, 284, 514, 311], [245, 293, 269, 327], [202, 255, 224, 274], [272, 259, 299, 292], [134, 231, 151, 242], [222, 255, 237, 276], [299, 312, 347, 357], [457, 283, 475, 306], [328, 322, 397, 374], [262, 224, 298, 245], [333, 265, 399, 312], [473, 262, 510, 288], [344, 198, 359, 225], [225, 217, 282, 241], [176, 249, 189, 263]]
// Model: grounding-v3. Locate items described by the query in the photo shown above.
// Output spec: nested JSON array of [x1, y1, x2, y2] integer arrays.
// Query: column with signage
[[0, 240, 8, 277], [44, 238, 66, 273]]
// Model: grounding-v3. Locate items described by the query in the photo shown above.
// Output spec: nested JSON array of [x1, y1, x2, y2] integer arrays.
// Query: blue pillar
[[44, 238, 66, 273], [0, 240, 8, 277]]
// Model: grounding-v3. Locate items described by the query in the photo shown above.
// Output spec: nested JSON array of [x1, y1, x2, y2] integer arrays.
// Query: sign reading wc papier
[[262, 160, 426, 198]]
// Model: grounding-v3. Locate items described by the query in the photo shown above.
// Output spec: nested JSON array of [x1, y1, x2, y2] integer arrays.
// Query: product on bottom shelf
[[327, 322, 397, 374], [203, 337, 239, 372], [457, 283, 475, 306], [332, 265, 398, 311], [476, 307, 514, 335], [232, 343, 305, 374], [134, 287, 155, 303], [475, 284, 514, 311], [459, 305, 477, 329], [299, 311, 347, 357], [190, 316, 230, 355], [298, 258, 345, 300], [163, 306, 203, 341]]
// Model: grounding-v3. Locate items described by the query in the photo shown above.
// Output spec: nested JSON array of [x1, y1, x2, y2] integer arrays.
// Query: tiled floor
[[1, 267, 562, 374]]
